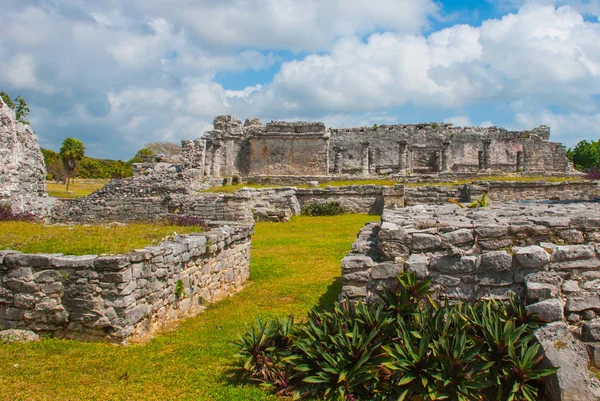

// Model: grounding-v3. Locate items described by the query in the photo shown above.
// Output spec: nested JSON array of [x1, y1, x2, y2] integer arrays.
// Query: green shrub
[[233, 272, 555, 401], [301, 201, 344, 216]]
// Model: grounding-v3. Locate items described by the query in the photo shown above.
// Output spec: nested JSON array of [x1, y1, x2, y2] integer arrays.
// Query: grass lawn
[[0, 222, 205, 255], [0, 214, 378, 401], [206, 179, 398, 193], [404, 175, 579, 187], [47, 179, 110, 198]]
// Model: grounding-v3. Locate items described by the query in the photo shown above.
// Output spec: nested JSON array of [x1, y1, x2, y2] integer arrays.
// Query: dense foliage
[[234, 273, 555, 401], [301, 201, 345, 216], [567, 139, 600, 172]]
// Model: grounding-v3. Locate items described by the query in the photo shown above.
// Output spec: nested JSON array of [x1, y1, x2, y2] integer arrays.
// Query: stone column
[[211, 142, 222, 178], [194, 139, 205, 171], [408, 149, 414, 173], [361, 141, 370, 176], [441, 142, 450, 172], [333, 146, 343, 175], [482, 139, 491, 170], [478, 151, 484, 170], [180, 140, 194, 169], [398, 141, 407, 174], [516, 151, 523, 172]]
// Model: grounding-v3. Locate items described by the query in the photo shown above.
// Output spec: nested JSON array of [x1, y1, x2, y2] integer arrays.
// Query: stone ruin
[[0, 97, 51, 216], [342, 202, 600, 400], [161, 114, 574, 180], [2, 103, 600, 398]]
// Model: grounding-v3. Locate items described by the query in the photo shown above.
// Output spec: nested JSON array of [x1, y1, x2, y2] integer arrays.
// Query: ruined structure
[[0, 224, 252, 343], [342, 202, 600, 400], [173, 115, 572, 179], [0, 98, 50, 216]]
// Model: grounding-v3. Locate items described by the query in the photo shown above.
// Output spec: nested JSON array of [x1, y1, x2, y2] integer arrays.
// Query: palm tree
[[59, 137, 85, 191]]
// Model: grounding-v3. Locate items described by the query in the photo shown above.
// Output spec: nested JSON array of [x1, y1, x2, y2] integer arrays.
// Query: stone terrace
[[343, 201, 600, 313]]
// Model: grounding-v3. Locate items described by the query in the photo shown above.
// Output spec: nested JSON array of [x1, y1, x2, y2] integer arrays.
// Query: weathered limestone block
[[535, 322, 600, 401], [559, 229, 585, 244], [582, 320, 600, 342], [526, 298, 564, 322], [441, 229, 474, 245], [552, 245, 596, 262], [430, 254, 478, 274], [405, 253, 430, 278], [479, 251, 513, 272], [411, 233, 442, 251], [371, 262, 402, 280], [474, 224, 509, 238], [515, 245, 550, 269], [0, 329, 39, 343], [342, 255, 374, 271], [526, 282, 560, 300], [566, 296, 600, 313]]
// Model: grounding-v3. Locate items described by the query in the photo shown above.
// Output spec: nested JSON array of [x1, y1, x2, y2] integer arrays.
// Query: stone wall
[[182, 115, 573, 179], [403, 180, 600, 205], [0, 224, 252, 343], [342, 202, 600, 316], [341, 201, 600, 399], [0, 97, 50, 216], [247, 121, 330, 176], [470, 180, 600, 202], [296, 185, 404, 214]]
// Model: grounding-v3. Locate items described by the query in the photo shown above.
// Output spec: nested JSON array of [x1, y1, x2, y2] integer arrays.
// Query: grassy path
[[0, 214, 377, 401]]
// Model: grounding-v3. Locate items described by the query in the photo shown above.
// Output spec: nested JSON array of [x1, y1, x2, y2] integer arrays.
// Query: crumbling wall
[[342, 202, 600, 314], [0, 97, 50, 216], [403, 180, 600, 205], [247, 121, 329, 176], [189, 115, 572, 179], [0, 225, 252, 343]]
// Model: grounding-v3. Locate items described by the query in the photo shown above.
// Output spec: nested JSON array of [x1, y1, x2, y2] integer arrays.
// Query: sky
[[1, 0, 600, 160]]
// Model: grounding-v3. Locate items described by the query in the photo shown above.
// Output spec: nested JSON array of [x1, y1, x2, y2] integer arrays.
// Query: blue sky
[[1, 0, 599, 160]]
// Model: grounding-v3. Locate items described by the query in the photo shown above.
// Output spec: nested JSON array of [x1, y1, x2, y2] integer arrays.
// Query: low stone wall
[[296, 185, 405, 214], [0, 224, 252, 343], [342, 202, 600, 313], [342, 201, 600, 400], [472, 180, 600, 202], [403, 180, 600, 205]]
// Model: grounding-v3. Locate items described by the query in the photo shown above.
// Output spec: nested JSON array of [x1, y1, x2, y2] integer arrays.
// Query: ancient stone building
[[0, 98, 50, 216], [177, 115, 571, 179]]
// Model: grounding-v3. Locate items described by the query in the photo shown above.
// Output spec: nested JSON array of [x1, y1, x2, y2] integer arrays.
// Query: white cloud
[[245, 4, 600, 117], [512, 104, 600, 146], [2, 1, 600, 159], [130, 0, 439, 51], [444, 116, 474, 126]]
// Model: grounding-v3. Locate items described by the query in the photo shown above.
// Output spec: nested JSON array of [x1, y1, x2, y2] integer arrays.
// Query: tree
[[0, 91, 30, 124], [59, 137, 86, 191], [568, 139, 600, 171]]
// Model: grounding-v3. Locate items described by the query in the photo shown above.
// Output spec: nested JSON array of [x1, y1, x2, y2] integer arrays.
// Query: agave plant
[[233, 316, 296, 391]]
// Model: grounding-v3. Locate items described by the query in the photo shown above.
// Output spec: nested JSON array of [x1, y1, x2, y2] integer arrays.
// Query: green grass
[[47, 179, 109, 198], [319, 179, 397, 187], [205, 179, 397, 193], [0, 222, 204, 255], [404, 175, 579, 187], [0, 214, 377, 401]]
